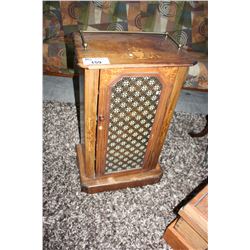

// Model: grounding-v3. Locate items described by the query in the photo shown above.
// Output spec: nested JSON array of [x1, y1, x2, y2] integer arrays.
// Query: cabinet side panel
[[84, 69, 99, 178]]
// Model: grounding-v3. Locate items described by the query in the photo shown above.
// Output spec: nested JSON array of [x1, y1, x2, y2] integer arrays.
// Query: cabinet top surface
[[73, 32, 196, 69]]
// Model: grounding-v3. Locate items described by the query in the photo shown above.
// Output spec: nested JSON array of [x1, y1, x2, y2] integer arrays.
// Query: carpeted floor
[[43, 101, 208, 250]]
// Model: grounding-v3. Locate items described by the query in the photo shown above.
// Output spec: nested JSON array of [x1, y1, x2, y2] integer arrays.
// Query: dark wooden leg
[[189, 115, 208, 138]]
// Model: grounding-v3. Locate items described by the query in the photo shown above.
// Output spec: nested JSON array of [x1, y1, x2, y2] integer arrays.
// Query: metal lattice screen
[[105, 76, 162, 173]]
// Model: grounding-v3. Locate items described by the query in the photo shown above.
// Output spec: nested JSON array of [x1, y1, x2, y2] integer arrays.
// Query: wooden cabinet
[[73, 32, 195, 193]]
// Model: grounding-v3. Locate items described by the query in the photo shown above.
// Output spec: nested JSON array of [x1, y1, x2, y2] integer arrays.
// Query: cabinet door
[[96, 67, 178, 177]]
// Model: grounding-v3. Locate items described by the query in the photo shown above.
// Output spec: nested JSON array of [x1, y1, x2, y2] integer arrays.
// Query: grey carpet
[[43, 101, 208, 250]]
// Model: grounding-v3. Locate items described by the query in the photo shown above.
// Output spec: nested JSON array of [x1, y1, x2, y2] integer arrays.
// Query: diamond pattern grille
[[105, 76, 162, 173]]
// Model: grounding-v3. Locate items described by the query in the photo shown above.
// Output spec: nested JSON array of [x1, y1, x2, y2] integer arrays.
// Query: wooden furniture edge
[[178, 185, 208, 241], [76, 144, 162, 193], [163, 218, 193, 250], [188, 185, 208, 206], [84, 69, 100, 178], [173, 179, 208, 215], [76, 62, 194, 70], [76, 144, 85, 184], [179, 204, 208, 242], [175, 217, 207, 249]]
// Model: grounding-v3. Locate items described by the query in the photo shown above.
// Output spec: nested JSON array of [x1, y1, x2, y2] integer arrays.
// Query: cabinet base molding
[[76, 144, 163, 193]]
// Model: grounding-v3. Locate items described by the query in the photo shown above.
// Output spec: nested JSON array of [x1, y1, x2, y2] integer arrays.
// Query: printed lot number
[[83, 58, 110, 65]]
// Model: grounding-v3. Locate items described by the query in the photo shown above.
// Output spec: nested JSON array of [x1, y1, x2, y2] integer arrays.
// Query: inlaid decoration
[[105, 76, 162, 173]]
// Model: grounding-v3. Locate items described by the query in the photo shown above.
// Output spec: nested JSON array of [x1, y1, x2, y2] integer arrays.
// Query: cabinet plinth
[[73, 32, 195, 193]]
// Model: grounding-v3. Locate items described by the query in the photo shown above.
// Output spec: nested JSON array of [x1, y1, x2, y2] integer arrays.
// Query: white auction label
[[82, 58, 110, 65]]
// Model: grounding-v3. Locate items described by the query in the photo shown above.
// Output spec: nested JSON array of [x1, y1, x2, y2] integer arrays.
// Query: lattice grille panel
[[105, 76, 162, 173]]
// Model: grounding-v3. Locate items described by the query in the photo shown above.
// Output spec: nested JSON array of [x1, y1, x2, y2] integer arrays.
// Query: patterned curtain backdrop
[[43, 1, 208, 89]]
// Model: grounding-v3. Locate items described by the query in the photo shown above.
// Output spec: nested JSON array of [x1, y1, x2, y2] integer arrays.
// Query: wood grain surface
[[95, 67, 177, 176], [179, 185, 208, 241], [73, 32, 196, 69], [148, 67, 189, 169], [74, 32, 194, 193], [83, 69, 99, 178]]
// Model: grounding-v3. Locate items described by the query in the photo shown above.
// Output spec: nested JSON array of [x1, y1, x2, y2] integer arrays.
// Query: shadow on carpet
[[43, 101, 208, 250]]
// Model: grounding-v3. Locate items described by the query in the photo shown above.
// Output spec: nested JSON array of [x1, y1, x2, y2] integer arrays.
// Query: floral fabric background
[[43, 1, 208, 89]]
